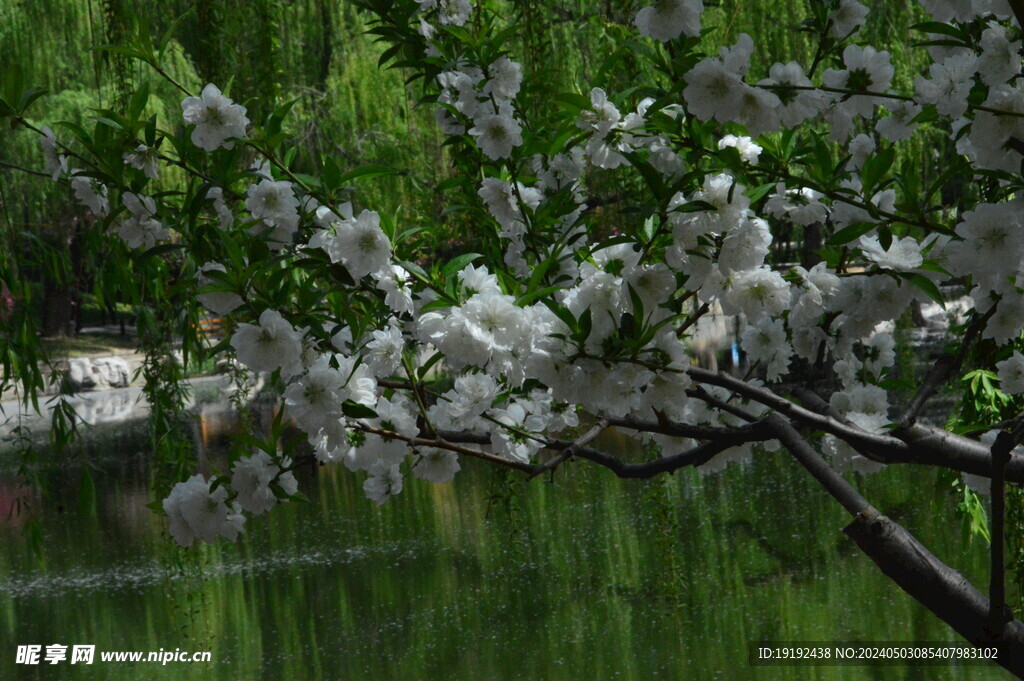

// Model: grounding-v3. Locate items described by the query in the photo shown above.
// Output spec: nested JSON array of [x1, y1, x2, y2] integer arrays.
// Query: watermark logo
[[16, 645, 94, 665], [15, 644, 206, 665]]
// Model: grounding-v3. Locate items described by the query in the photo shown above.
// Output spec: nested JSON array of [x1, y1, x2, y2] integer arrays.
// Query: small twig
[[529, 419, 609, 479], [676, 302, 710, 337], [354, 423, 541, 475], [900, 307, 995, 427], [0, 159, 55, 180]]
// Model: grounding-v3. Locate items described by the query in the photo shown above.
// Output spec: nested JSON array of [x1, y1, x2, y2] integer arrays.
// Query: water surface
[[0, 399, 1009, 680]]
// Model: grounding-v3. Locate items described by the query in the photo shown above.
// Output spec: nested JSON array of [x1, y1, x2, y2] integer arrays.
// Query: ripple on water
[[0, 538, 453, 600]]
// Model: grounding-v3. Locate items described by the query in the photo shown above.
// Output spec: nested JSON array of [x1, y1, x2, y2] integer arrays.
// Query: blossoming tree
[[5, 0, 1024, 672]]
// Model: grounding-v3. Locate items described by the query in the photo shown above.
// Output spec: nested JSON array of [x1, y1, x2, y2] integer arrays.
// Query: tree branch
[[690, 366, 1024, 483], [529, 419, 608, 479], [354, 424, 541, 475], [603, 414, 768, 440], [845, 512, 1024, 676], [766, 415, 871, 516], [900, 308, 993, 427], [687, 366, 909, 454], [768, 413, 1024, 675], [553, 437, 742, 478], [1010, 0, 1024, 31]]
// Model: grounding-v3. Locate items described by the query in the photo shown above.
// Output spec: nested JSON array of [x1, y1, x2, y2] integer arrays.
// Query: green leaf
[[440, 252, 482, 279], [907, 273, 945, 308], [16, 87, 47, 116], [553, 92, 591, 112], [910, 21, 969, 40], [828, 221, 876, 245], [338, 165, 397, 184], [417, 351, 444, 380], [861, 146, 895, 193], [744, 182, 776, 204], [342, 401, 378, 419], [516, 286, 561, 307], [138, 243, 186, 260], [157, 12, 190, 57]]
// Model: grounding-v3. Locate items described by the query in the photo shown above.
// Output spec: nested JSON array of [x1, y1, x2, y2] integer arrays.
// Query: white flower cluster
[[123, 144, 159, 180], [312, 207, 393, 280], [163, 452, 299, 547], [92, 0, 1024, 548], [432, 54, 524, 160], [246, 178, 299, 246], [116, 193, 168, 250], [634, 0, 703, 42], [163, 475, 245, 547], [416, 0, 473, 26]]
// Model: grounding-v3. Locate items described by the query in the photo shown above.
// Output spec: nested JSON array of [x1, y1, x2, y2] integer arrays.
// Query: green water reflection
[[0, 417, 1010, 680]]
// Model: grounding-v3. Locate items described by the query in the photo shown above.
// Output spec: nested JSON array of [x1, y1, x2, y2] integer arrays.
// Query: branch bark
[[768, 415, 1024, 677], [1010, 0, 1024, 31], [845, 511, 1024, 677], [690, 366, 1024, 483]]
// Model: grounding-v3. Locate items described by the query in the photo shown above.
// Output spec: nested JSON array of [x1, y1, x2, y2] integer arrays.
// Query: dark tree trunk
[[801, 222, 823, 268], [317, 0, 333, 89], [41, 277, 73, 337]]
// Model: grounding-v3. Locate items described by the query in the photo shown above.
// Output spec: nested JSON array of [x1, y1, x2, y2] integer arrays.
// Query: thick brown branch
[[1010, 0, 1024, 31], [769, 415, 1024, 674], [553, 438, 740, 478], [766, 415, 871, 516], [846, 511, 1024, 676], [604, 415, 767, 440]]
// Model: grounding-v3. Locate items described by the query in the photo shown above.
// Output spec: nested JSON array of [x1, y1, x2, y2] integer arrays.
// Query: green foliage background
[[1, 0, 941, 250]]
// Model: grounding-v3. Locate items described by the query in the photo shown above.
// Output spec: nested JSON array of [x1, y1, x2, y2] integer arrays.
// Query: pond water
[[0, 389, 1010, 680]]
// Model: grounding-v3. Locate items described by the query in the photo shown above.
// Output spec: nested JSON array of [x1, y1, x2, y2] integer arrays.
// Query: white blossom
[[485, 56, 522, 100], [364, 461, 403, 505], [163, 475, 245, 547], [123, 144, 160, 180], [634, 0, 703, 42], [230, 309, 304, 377], [117, 192, 168, 249], [181, 83, 250, 151], [196, 262, 243, 315], [822, 46, 894, 118], [413, 448, 461, 483], [997, 351, 1024, 394], [468, 103, 523, 160], [71, 174, 109, 216], [717, 134, 762, 164], [231, 451, 297, 515], [330, 210, 393, 280], [858, 234, 923, 271], [39, 126, 67, 180], [828, 0, 868, 37]]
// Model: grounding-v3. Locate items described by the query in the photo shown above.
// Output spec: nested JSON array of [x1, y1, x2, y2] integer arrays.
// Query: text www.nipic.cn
[[16, 645, 212, 665]]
